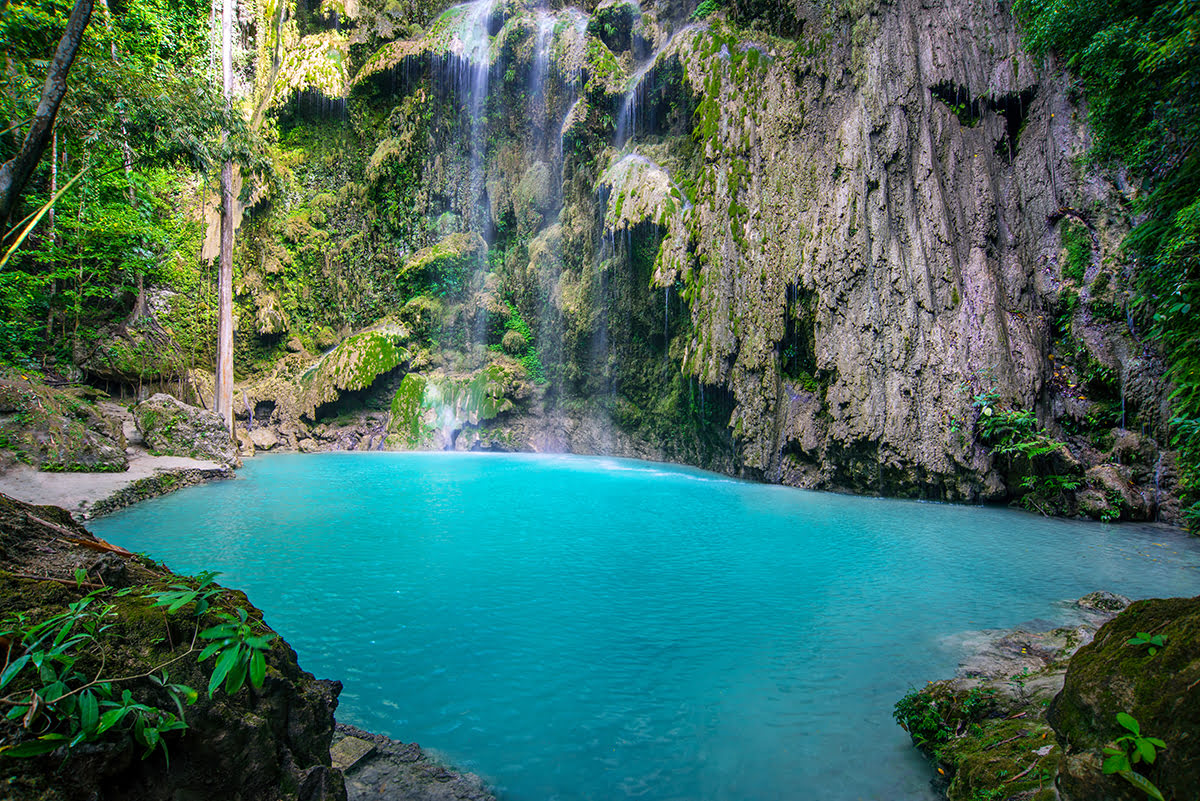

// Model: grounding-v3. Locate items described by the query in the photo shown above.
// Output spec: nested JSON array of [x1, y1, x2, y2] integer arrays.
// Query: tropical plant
[[0, 590, 197, 759], [148, 569, 223, 616], [1101, 712, 1166, 801], [1126, 632, 1167, 656], [197, 608, 275, 697]]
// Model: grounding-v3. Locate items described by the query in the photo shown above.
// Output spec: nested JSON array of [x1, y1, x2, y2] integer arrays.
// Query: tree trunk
[[214, 0, 236, 433], [42, 130, 58, 354], [0, 0, 93, 232]]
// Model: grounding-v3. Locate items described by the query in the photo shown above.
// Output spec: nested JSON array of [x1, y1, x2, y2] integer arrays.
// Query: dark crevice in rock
[[780, 283, 817, 381], [930, 82, 1039, 160], [729, 0, 806, 39]]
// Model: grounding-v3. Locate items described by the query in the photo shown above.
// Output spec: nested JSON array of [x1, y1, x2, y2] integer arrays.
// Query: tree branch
[[0, 0, 94, 231]]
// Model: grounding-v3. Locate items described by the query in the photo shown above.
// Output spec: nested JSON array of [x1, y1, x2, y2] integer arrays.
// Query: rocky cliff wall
[[160, 0, 1176, 521]]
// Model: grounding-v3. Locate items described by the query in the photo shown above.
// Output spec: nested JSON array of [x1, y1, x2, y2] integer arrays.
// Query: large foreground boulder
[[134, 393, 240, 467], [0, 493, 345, 800], [1048, 596, 1200, 801]]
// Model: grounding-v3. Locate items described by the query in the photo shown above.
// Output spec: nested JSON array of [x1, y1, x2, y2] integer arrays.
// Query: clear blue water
[[91, 453, 1200, 801]]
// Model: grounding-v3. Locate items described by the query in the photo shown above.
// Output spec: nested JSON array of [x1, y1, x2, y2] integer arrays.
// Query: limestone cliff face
[[654, 0, 1090, 500], [219, 0, 1174, 519]]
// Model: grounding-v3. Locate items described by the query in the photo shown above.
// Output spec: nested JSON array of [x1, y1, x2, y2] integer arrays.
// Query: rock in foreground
[[334, 724, 496, 801], [1049, 595, 1200, 801]]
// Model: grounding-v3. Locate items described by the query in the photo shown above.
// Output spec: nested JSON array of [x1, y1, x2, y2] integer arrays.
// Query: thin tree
[[214, 0, 235, 432], [0, 0, 94, 233]]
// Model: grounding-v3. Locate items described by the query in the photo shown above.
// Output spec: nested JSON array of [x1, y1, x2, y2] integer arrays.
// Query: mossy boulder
[[74, 318, 191, 385], [598, 153, 684, 234], [1048, 596, 1200, 801], [134, 393, 240, 468], [298, 328, 409, 420], [0, 493, 345, 801], [397, 232, 486, 297], [0, 372, 127, 473]]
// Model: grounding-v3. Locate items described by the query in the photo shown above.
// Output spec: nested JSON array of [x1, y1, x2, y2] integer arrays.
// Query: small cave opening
[[779, 283, 817, 383], [728, 0, 806, 40], [930, 81, 983, 127], [276, 89, 348, 124], [254, 400, 277, 424], [617, 56, 696, 146], [992, 85, 1038, 162]]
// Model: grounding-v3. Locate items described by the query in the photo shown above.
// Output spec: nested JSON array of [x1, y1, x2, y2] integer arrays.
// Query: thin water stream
[[92, 453, 1200, 801]]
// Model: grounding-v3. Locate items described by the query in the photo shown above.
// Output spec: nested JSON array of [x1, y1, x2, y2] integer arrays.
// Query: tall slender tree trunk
[[43, 130, 58, 353], [214, 0, 235, 433]]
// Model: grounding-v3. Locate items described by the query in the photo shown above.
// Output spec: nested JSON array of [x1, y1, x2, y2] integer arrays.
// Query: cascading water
[[440, 0, 497, 235]]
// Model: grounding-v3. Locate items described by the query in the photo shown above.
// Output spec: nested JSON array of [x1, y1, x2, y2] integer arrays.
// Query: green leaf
[[96, 706, 130, 735], [1117, 712, 1140, 735], [224, 656, 248, 695], [79, 690, 99, 734], [208, 646, 239, 696], [1136, 738, 1157, 764], [2, 737, 65, 757], [1117, 769, 1165, 801], [198, 641, 224, 662], [249, 649, 266, 689], [0, 654, 30, 690], [1102, 752, 1131, 774]]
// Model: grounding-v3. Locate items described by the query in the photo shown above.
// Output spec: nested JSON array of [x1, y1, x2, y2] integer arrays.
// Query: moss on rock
[[397, 232, 487, 297], [134, 393, 241, 468], [0, 371, 127, 473], [299, 328, 409, 419], [387, 373, 432, 448], [1048, 596, 1200, 801]]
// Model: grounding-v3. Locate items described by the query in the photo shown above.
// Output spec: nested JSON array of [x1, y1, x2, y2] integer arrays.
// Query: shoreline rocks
[[0, 494, 494, 801], [333, 724, 496, 801], [896, 592, 1200, 801]]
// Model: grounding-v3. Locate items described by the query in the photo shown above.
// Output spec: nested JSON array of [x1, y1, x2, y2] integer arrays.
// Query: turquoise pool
[[91, 453, 1200, 800]]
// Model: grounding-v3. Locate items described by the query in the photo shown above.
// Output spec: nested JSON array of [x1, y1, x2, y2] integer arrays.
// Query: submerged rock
[[894, 593, 1131, 801], [134, 393, 240, 468], [334, 724, 495, 801]]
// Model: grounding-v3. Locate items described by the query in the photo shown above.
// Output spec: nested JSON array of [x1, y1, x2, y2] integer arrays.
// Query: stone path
[[0, 448, 231, 519]]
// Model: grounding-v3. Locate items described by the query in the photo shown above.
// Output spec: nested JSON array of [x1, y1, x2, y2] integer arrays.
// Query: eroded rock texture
[[649, 1, 1139, 502], [181, 0, 1174, 518]]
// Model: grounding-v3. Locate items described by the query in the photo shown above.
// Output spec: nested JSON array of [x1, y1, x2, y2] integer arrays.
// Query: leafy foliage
[[197, 608, 275, 697], [1101, 712, 1167, 800], [1126, 631, 1167, 656], [1015, 0, 1200, 528], [1, 570, 277, 762], [971, 383, 1081, 513], [0, 0, 265, 370], [0, 590, 195, 760]]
